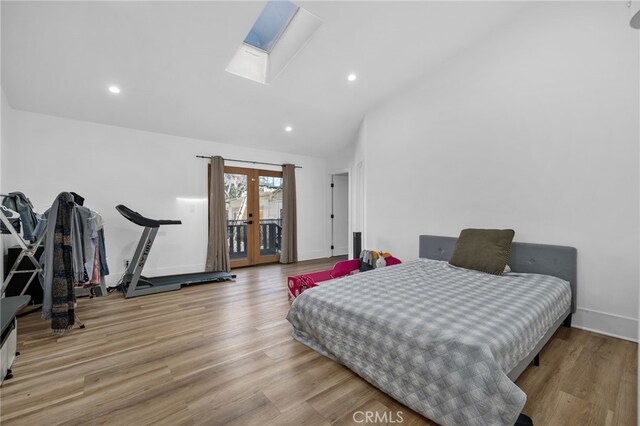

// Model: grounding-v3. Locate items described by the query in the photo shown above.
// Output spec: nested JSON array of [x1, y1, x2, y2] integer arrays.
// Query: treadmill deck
[[140, 272, 236, 287]]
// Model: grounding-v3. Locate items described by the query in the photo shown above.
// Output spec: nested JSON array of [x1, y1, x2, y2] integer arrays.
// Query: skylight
[[226, 1, 322, 85], [243, 1, 299, 53]]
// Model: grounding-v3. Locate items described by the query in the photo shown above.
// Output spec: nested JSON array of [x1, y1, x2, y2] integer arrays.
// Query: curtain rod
[[196, 155, 302, 169]]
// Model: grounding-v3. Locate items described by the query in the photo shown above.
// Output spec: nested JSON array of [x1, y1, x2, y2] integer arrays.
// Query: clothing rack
[[0, 207, 45, 297], [1, 192, 109, 332], [1, 195, 107, 299], [195, 156, 302, 169]]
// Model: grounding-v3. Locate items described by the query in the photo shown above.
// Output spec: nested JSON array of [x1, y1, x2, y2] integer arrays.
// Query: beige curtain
[[206, 156, 231, 272], [280, 164, 298, 263]]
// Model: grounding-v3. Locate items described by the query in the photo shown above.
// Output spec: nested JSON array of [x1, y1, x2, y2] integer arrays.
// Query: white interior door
[[332, 174, 349, 256]]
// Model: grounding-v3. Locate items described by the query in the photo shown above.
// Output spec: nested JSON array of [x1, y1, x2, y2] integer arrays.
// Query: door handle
[[243, 220, 253, 225]]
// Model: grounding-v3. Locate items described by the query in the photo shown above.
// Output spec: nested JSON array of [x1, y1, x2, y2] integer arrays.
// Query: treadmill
[[116, 204, 235, 298]]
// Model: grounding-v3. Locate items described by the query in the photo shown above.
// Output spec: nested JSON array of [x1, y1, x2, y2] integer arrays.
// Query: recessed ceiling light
[[108, 85, 121, 94], [284, 126, 293, 132], [347, 73, 357, 82]]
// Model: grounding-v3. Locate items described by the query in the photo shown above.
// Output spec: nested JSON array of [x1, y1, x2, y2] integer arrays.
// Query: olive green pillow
[[449, 229, 515, 275]]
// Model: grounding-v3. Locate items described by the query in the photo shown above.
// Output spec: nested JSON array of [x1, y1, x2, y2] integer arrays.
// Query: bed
[[286, 235, 577, 426]]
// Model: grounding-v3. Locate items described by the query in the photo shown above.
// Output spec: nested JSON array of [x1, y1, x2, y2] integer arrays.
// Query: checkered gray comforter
[[286, 259, 571, 426]]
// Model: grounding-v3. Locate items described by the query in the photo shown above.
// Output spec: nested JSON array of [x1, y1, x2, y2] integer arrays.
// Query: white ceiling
[[1, 1, 527, 157]]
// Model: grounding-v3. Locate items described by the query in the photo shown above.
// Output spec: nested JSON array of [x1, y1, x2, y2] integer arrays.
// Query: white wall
[[2, 106, 330, 286], [0, 89, 8, 281], [326, 123, 368, 259], [359, 2, 639, 341], [332, 174, 349, 256], [0, 5, 4, 282]]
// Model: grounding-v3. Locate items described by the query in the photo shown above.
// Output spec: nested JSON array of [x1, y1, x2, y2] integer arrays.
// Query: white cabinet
[[1, 320, 17, 385]]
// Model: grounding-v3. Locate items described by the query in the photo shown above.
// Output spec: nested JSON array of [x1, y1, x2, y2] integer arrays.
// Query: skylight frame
[[243, 1, 300, 54], [226, 1, 322, 85]]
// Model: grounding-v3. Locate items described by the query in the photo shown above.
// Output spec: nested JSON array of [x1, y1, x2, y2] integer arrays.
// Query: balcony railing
[[228, 219, 282, 259]]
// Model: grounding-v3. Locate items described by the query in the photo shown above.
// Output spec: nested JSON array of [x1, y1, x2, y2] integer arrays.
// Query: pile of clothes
[[359, 250, 396, 271], [0, 191, 39, 241]]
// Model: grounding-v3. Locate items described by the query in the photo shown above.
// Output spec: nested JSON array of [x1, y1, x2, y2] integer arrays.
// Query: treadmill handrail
[[116, 205, 182, 228]]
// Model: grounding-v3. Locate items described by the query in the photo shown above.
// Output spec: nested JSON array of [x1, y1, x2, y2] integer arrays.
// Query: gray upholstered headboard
[[418, 235, 577, 313]]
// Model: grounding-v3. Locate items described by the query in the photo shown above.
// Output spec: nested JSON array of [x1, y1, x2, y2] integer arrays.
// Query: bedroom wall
[[1, 106, 330, 286], [326, 123, 367, 259], [0, 88, 9, 281], [359, 2, 639, 340]]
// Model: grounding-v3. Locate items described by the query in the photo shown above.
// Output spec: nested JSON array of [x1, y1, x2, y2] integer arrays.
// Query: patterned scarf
[[50, 193, 75, 333]]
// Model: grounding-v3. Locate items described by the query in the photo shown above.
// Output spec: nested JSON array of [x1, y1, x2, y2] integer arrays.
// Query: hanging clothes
[[90, 246, 101, 285], [97, 228, 110, 277], [70, 192, 85, 206], [41, 192, 76, 332], [37, 201, 107, 285], [77, 209, 110, 287], [36, 192, 110, 331], [94, 211, 110, 278], [71, 205, 97, 283]]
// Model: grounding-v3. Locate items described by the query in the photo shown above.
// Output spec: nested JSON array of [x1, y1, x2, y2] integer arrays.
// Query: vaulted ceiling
[[1, 1, 526, 157]]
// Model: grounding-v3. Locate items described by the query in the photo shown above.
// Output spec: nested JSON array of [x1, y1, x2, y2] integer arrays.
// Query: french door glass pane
[[224, 173, 248, 260], [259, 175, 283, 257]]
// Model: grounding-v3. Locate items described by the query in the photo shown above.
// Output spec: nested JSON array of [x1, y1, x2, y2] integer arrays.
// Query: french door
[[219, 166, 284, 268]]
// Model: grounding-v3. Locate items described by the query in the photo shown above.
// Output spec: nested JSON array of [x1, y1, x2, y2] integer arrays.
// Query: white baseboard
[[106, 254, 335, 286], [108, 251, 337, 284], [299, 250, 330, 261], [332, 246, 348, 256], [105, 263, 206, 287], [573, 308, 638, 342]]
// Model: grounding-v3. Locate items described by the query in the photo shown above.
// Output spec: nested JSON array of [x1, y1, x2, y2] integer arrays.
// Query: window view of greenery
[[224, 173, 283, 259], [258, 176, 283, 256]]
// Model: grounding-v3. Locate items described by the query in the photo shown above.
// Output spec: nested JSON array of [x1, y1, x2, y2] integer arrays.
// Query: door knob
[[243, 220, 253, 225]]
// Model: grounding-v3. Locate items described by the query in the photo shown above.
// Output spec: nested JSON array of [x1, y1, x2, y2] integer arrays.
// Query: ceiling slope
[[1, 1, 526, 157]]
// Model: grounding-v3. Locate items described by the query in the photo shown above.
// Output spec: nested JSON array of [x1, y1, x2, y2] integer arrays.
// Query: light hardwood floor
[[1, 258, 636, 425]]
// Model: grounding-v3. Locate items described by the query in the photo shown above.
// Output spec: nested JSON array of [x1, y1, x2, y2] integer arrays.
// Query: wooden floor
[[1, 258, 636, 425]]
